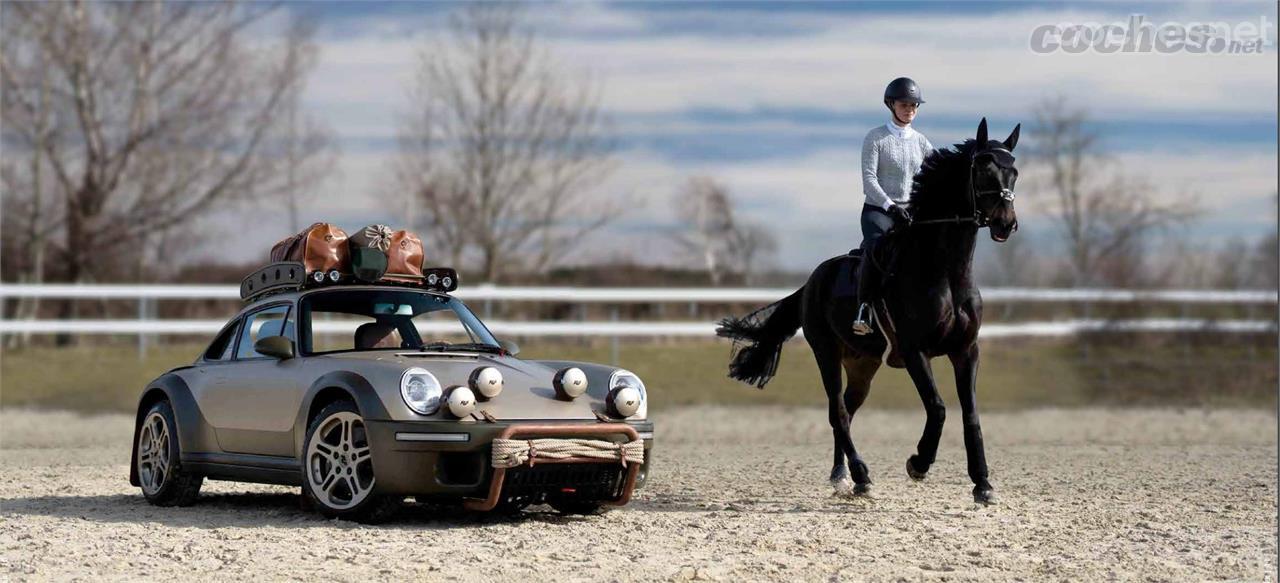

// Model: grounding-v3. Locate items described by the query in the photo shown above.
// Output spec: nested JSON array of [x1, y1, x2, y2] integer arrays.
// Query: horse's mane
[[905, 139, 978, 220]]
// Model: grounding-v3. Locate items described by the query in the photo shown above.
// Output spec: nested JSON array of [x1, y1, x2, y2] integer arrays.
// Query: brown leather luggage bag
[[383, 230, 425, 283], [270, 222, 350, 275]]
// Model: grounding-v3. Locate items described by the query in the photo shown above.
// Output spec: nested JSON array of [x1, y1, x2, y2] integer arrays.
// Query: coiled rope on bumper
[[491, 438, 645, 468]]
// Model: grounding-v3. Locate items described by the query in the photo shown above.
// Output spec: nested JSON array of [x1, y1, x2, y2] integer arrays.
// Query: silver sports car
[[130, 264, 654, 522]]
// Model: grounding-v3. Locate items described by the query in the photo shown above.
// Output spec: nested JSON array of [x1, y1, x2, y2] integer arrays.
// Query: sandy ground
[[0, 406, 1276, 582]]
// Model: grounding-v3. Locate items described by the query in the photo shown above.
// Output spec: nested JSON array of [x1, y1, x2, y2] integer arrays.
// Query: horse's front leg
[[950, 343, 995, 504], [900, 349, 946, 481]]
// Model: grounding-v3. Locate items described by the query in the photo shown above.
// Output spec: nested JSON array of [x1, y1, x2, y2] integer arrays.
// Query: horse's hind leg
[[841, 352, 881, 494], [809, 338, 856, 495]]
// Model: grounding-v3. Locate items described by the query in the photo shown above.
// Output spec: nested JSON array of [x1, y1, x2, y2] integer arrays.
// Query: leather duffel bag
[[270, 223, 350, 275], [384, 230, 425, 283], [348, 224, 393, 282]]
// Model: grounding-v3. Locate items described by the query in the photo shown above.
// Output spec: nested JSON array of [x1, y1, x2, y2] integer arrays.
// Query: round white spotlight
[[426, 273, 439, 286], [312, 271, 326, 283], [553, 367, 588, 400], [469, 367, 504, 400], [445, 386, 477, 418], [328, 269, 341, 282], [608, 386, 642, 418]]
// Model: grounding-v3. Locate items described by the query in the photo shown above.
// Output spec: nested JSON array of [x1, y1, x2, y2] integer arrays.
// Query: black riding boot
[[852, 250, 879, 335]]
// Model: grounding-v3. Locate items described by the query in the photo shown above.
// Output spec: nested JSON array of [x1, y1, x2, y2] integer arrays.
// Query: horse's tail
[[715, 287, 804, 389]]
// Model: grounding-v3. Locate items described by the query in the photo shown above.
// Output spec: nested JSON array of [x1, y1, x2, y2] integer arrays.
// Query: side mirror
[[498, 339, 520, 357], [255, 336, 295, 360]]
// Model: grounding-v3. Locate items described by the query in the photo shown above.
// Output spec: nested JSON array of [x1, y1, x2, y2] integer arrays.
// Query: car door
[[201, 302, 305, 457]]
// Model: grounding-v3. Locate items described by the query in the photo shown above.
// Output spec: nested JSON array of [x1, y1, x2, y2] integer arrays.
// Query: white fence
[[2, 283, 1276, 304], [0, 284, 1275, 340]]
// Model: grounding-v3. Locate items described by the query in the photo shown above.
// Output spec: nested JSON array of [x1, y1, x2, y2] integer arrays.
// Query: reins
[[907, 144, 1015, 229]]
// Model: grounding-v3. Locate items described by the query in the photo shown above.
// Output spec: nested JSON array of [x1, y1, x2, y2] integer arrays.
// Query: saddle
[[835, 248, 905, 368]]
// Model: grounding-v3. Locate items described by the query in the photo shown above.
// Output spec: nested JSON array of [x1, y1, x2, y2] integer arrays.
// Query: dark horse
[[717, 118, 1020, 504]]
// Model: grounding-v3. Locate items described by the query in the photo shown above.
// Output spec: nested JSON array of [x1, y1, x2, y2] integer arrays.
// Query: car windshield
[[300, 289, 499, 355]]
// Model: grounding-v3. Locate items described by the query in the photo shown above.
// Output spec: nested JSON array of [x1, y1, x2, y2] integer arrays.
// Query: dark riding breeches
[[857, 204, 894, 305]]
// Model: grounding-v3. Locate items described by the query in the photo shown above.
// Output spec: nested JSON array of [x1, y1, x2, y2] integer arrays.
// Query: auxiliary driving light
[[312, 271, 326, 283], [426, 273, 439, 286], [328, 269, 341, 282], [553, 367, 588, 400], [608, 370, 647, 418], [469, 367, 504, 400], [444, 386, 477, 418], [441, 276, 453, 289], [607, 386, 642, 418]]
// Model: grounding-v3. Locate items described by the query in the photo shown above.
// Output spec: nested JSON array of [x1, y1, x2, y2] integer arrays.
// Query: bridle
[[910, 145, 1017, 229]]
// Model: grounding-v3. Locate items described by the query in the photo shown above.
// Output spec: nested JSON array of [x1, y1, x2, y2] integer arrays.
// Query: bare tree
[[671, 176, 776, 285], [728, 223, 778, 286], [979, 233, 1041, 287], [1028, 96, 1199, 287], [1250, 192, 1279, 289], [392, 3, 617, 282], [1, 1, 331, 342]]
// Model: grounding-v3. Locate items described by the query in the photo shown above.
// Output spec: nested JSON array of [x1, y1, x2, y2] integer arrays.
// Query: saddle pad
[[833, 255, 859, 299]]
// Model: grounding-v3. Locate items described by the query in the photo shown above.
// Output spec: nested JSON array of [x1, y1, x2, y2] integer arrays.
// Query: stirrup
[[852, 303, 873, 335]]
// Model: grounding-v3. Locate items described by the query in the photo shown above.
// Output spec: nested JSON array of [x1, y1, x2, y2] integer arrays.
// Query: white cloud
[[239, 3, 1276, 269], [547, 7, 1276, 118], [304, 3, 1277, 141]]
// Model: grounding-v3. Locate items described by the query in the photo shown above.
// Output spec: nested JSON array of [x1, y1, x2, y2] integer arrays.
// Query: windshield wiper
[[418, 341, 503, 354]]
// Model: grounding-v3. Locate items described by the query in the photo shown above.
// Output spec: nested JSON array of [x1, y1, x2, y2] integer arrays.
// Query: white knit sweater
[[861, 123, 934, 210]]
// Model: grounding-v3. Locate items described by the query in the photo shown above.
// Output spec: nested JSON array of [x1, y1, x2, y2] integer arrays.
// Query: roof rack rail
[[240, 262, 460, 302]]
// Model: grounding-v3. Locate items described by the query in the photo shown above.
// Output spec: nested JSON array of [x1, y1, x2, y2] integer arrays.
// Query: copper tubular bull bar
[[463, 424, 642, 511]]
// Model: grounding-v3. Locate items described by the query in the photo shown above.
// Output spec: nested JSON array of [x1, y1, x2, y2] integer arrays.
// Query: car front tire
[[136, 400, 203, 506], [301, 400, 399, 523]]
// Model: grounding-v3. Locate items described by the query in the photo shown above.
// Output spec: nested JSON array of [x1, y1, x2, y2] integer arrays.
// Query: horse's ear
[[1004, 123, 1021, 151], [976, 118, 988, 145]]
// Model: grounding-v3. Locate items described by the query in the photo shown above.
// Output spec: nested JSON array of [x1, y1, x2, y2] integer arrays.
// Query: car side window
[[235, 304, 291, 360], [203, 321, 240, 361]]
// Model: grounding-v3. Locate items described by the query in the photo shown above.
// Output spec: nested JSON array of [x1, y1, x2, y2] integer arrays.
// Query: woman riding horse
[[853, 77, 934, 335], [717, 117, 1021, 505]]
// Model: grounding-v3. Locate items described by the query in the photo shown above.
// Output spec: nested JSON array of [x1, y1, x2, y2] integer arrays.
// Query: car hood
[[315, 351, 638, 422]]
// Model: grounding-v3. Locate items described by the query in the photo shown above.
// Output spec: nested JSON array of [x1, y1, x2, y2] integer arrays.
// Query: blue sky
[[226, 0, 1278, 272]]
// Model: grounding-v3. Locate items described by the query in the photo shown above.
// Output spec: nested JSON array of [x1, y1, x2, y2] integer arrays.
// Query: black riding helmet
[[883, 77, 924, 108]]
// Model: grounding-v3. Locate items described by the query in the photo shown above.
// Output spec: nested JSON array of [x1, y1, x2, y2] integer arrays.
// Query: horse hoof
[[973, 488, 997, 505], [906, 457, 928, 481], [830, 477, 854, 497], [852, 482, 873, 497]]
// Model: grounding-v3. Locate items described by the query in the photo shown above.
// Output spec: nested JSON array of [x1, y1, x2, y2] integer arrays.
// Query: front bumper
[[364, 418, 654, 502]]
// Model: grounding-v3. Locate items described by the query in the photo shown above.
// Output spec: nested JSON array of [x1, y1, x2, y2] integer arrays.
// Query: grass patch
[[2, 336, 1273, 413]]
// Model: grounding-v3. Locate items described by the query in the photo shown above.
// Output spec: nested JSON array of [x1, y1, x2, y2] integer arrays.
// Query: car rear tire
[[301, 400, 399, 523], [136, 400, 203, 506]]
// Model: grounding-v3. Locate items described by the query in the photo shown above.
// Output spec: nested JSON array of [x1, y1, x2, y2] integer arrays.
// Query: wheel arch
[[128, 374, 213, 486], [293, 371, 390, 457]]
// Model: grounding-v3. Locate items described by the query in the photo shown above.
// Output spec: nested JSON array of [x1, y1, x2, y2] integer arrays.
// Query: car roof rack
[[240, 262, 460, 302]]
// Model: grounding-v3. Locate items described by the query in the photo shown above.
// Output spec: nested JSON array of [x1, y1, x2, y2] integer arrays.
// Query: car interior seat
[[355, 322, 403, 350]]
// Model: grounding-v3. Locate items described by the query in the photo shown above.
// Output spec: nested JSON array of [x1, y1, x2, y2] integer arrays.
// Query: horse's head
[[971, 118, 1020, 242]]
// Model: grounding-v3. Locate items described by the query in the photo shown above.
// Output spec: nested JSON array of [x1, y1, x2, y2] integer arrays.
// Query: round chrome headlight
[[312, 271, 326, 283], [609, 370, 647, 417], [469, 366, 504, 400], [445, 386, 476, 418], [400, 367, 442, 415], [426, 273, 439, 286], [553, 367, 588, 399], [328, 269, 342, 282]]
